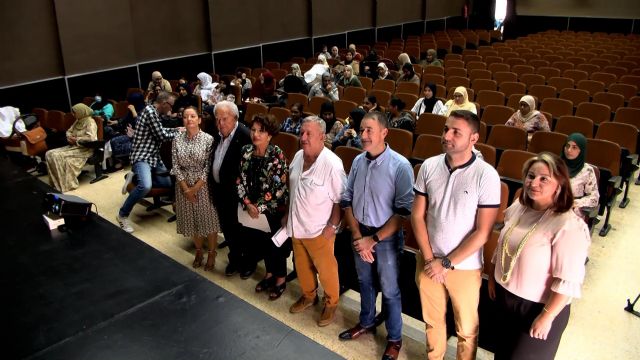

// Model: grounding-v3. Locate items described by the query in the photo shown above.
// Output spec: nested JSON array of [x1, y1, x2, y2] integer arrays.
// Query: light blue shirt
[[341, 144, 414, 227]]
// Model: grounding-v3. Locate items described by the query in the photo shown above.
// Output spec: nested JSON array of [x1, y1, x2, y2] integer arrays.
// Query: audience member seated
[[505, 95, 550, 140], [237, 114, 290, 300], [279, 63, 307, 95], [423, 49, 443, 67], [195, 72, 221, 113], [231, 71, 253, 100], [319, 44, 332, 59], [397, 52, 412, 68], [332, 107, 365, 150], [147, 71, 172, 92], [348, 44, 363, 62], [412, 83, 445, 117], [172, 84, 199, 118], [334, 51, 360, 79], [387, 97, 416, 132], [304, 54, 330, 86], [45, 103, 97, 193], [308, 72, 339, 101], [361, 95, 380, 113], [251, 70, 278, 104], [375, 62, 394, 82], [489, 152, 590, 359], [440, 86, 477, 117], [364, 49, 379, 63], [280, 102, 303, 135], [320, 101, 344, 148], [338, 65, 362, 88], [90, 94, 114, 121], [103, 92, 145, 170], [396, 63, 420, 85], [331, 46, 341, 62], [560, 133, 599, 220], [145, 84, 162, 104], [171, 106, 220, 272]]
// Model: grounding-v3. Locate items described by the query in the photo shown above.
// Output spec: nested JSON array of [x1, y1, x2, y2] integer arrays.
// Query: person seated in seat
[[251, 70, 278, 104], [423, 49, 443, 67], [332, 107, 365, 150], [348, 44, 363, 62], [195, 72, 221, 114], [280, 102, 304, 135], [90, 94, 114, 121], [560, 132, 599, 221], [397, 52, 412, 68], [45, 103, 97, 192], [320, 101, 344, 148], [333, 50, 360, 81], [147, 71, 172, 92], [231, 71, 252, 100], [304, 54, 330, 86], [172, 84, 199, 119], [331, 46, 341, 62], [308, 72, 339, 101], [104, 92, 146, 170], [396, 63, 420, 86], [320, 44, 332, 59], [338, 65, 362, 88], [505, 95, 550, 141], [145, 84, 162, 105], [411, 83, 444, 117], [279, 63, 307, 95], [375, 62, 394, 82], [361, 95, 379, 113], [440, 86, 477, 117], [386, 97, 415, 132]]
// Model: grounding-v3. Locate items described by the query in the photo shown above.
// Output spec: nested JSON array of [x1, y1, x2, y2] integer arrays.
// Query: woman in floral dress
[[171, 107, 220, 271], [237, 113, 290, 300]]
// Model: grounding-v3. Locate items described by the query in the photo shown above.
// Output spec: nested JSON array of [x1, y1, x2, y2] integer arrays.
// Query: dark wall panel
[[569, 17, 634, 34], [138, 54, 214, 85], [425, 19, 447, 32], [446, 15, 468, 29], [314, 34, 347, 55], [263, 39, 313, 64], [131, 0, 210, 61], [213, 47, 262, 76], [427, 0, 465, 19], [259, 0, 309, 42], [0, 0, 64, 86], [403, 21, 425, 38], [0, 79, 69, 113], [67, 67, 140, 104], [210, 0, 261, 50], [377, 25, 402, 43], [347, 29, 376, 47], [377, 0, 423, 26], [513, 16, 568, 37], [54, 0, 136, 75], [312, 0, 373, 36]]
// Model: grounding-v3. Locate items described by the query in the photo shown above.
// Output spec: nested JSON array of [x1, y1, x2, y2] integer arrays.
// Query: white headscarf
[[197, 72, 215, 101]]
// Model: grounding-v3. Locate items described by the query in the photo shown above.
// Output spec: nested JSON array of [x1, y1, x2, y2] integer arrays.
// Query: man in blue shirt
[[338, 111, 414, 360]]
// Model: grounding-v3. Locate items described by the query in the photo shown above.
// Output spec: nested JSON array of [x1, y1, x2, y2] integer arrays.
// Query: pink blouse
[[492, 201, 591, 303]]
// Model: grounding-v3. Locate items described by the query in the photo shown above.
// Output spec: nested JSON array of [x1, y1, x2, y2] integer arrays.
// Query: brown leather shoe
[[338, 323, 376, 340], [318, 305, 337, 327], [289, 295, 319, 313], [381, 340, 402, 360]]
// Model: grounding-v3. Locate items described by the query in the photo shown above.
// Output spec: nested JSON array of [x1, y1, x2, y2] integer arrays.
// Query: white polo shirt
[[287, 148, 347, 238], [414, 153, 500, 270]]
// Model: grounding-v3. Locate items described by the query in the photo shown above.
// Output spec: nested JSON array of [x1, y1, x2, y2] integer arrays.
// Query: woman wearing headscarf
[[375, 62, 394, 82], [45, 103, 98, 192], [339, 65, 362, 88], [90, 94, 114, 121], [505, 95, 550, 139], [397, 52, 412, 68], [280, 63, 308, 95], [424, 49, 443, 67], [411, 83, 444, 117], [320, 101, 344, 148], [560, 133, 599, 220], [396, 63, 420, 85], [195, 72, 216, 104], [304, 54, 330, 85], [173, 84, 199, 116], [440, 86, 477, 117], [332, 107, 365, 150]]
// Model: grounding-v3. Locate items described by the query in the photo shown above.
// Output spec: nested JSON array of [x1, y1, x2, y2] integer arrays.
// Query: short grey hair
[[302, 115, 326, 133], [155, 91, 175, 104], [214, 100, 239, 119]]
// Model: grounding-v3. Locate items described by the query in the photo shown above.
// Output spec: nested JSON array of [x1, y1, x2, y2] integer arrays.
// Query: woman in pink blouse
[[488, 152, 591, 359]]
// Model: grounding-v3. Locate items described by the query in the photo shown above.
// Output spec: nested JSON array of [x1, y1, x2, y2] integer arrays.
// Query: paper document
[[271, 227, 289, 247], [237, 203, 271, 233]]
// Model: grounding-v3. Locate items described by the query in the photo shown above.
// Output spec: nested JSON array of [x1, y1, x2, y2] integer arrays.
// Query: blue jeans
[[118, 160, 171, 217], [353, 228, 403, 341]]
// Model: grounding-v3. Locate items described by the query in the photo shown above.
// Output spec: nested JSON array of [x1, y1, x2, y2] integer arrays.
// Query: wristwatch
[[441, 257, 454, 270], [372, 234, 381, 243], [328, 222, 339, 231]]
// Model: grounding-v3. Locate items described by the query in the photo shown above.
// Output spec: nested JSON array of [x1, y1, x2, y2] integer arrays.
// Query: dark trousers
[[238, 212, 290, 276], [494, 284, 570, 360], [212, 186, 242, 266]]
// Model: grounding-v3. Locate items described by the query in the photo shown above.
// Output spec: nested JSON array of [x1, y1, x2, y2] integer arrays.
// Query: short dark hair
[[365, 95, 377, 104], [389, 97, 406, 111], [363, 111, 388, 129], [290, 102, 304, 112], [251, 113, 280, 136], [519, 152, 574, 213], [449, 110, 479, 133]]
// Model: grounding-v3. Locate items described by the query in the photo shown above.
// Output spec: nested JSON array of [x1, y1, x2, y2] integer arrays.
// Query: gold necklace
[[500, 208, 550, 283]]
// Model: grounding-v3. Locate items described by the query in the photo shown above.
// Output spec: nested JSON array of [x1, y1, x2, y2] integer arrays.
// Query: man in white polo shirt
[[286, 116, 347, 327], [412, 110, 500, 360]]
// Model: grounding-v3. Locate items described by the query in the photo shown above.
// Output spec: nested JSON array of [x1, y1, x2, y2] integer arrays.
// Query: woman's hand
[[530, 312, 555, 340], [183, 187, 197, 203], [67, 136, 77, 145], [487, 276, 496, 300], [246, 203, 259, 219]]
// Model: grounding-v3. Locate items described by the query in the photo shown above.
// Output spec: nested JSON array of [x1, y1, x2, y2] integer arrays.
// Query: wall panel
[[54, 0, 136, 75], [0, 0, 64, 86], [427, 0, 465, 20], [518, 0, 640, 18], [377, 0, 423, 26], [312, 0, 373, 36]]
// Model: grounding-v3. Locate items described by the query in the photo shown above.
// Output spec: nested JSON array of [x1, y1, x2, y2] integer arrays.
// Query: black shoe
[[225, 263, 238, 276], [286, 270, 297, 282], [374, 312, 386, 327], [240, 266, 255, 280], [218, 240, 229, 249]]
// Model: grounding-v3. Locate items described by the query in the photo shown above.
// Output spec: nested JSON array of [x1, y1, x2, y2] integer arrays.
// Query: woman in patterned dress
[[560, 132, 599, 220], [171, 107, 220, 271], [237, 113, 290, 300]]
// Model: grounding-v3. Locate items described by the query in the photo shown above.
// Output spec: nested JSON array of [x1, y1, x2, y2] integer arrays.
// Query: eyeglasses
[[453, 94, 463, 98]]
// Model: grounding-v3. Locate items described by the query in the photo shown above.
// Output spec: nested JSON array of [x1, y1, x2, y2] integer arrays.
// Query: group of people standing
[[112, 90, 591, 360]]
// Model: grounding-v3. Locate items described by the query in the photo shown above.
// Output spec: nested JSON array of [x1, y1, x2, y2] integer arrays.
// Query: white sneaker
[[121, 171, 134, 195], [116, 215, 134, 233]]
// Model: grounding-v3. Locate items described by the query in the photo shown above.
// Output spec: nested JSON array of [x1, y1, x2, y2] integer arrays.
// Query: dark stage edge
[[0, 158, 343, 360]]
